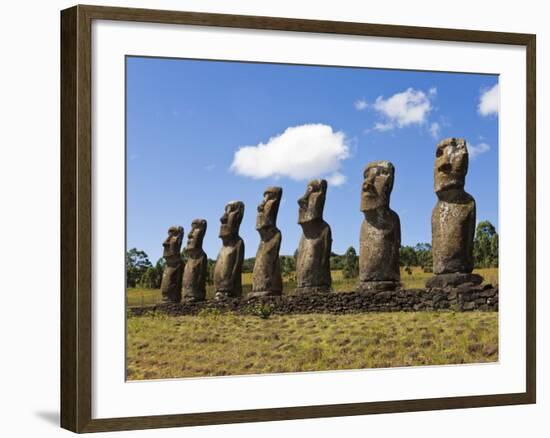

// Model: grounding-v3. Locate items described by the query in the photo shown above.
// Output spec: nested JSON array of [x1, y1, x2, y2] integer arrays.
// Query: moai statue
[[358, 161, 401, 292], [295, 179, 332, 294], [249, 187, 283, 298], [426, 138, 482, 288], [160, 226, 184, 303], [213, 201, 245, 300], [182, 219, 208, 302]]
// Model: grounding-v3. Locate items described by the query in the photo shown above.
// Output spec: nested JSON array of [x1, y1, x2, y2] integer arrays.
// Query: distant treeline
[[127, 220, 498, 289]]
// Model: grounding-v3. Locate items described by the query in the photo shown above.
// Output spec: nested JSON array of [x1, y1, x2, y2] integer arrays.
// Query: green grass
[[126, 311, 498, 380], [126, 267, 498, 307]]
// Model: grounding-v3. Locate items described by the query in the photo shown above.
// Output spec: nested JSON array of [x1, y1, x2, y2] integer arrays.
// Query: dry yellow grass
[[126, 311, 498, 380], [126, 267, 498, 307]]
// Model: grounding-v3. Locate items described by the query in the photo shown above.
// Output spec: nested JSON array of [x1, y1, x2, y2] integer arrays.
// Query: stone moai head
[[361, 161, 395, 213], [256, 187, 283, 230], [163, 226, 184, 258], [186, 219, 207, 251], [219, 201, 245, 238], [298, 179, 327, 224], [434, 138, 469, 195]]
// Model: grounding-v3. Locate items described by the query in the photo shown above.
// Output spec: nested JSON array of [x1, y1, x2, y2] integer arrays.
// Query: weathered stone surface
[[295, 179, 332, 294], [182, 219, 208, 303], [132, 285, 499, 317], [357, 280, 399, 293], [426, 272, 483, 289], [428, 138, 479, 288], [358, 161, 401, 292], [214, 201, 245, 300], [426, 272, 482, 289], [250, 187, 283, 298], [160, 226, 184, 303]]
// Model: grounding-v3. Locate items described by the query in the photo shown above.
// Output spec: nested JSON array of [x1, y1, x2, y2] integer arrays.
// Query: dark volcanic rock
[[160, 226, 184, 303], [182, 219, 208, 303], [426, 272, 483, 289], [358, 161, 401, 292], [213, 201, 245, 300], [250, 187, 283, 298], [295, 179, 332, 294], [428, 138, 478, 288], [131, 285, 499, 317]]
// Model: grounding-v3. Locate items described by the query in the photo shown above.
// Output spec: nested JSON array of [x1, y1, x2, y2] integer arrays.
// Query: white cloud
[[354, 99, 368, 111], [429, 87, 437, 96], [230, 124, 350, 184], [478, 84, 499, 116], [373, 122, 394, 132], [469, 142, 490, 158], [372, 88, 432, 131], [326, 172, 347, 186], [429, 122, 441, 139], [204, 163, 216, 171]]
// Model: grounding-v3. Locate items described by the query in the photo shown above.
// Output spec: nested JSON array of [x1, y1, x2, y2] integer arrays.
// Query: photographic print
[[125, 57, 500, 381]]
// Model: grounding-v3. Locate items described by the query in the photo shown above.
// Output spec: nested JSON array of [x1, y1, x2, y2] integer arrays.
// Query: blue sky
[[126, 56, 499, 262]]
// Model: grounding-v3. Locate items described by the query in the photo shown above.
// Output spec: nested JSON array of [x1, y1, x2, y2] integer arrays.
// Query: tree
[[126, 248, 152, 288], [138, 258, 164, 289], [342, 246, 359, 279], [474, 220, 499, 268], [280, 255, 296, 276], [399, 246, 418, 267], [139, 267, 160, 289], [205, 259, 216, 285], [280, 255, 296, 283], [330, 254, 343, 270], [414, 243, 433, 272], [242, 257, 255, 273], [399, 243, 432, 272]]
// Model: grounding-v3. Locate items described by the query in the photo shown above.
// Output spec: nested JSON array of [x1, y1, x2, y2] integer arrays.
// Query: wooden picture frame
[[61, 4, 536, 433]]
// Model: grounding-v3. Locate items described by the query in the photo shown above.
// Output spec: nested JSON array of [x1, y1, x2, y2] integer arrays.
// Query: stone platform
[[130, 284, 498, 317]]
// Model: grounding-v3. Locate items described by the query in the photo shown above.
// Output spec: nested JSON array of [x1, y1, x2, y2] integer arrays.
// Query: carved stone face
[[256, 187, 282, 230], [361, 161, 395, 212], [219, 201, 244, 238], [434, 138, 469, 194], [186, 219, 207, 251], [163, 226, 183, 258], [298, 179, 327, 224]]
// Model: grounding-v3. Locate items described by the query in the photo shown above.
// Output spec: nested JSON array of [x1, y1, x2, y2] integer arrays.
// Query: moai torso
[[214, 201, 245, 299], [182, 219, 208, 302], [432, 193, 476, 274], [359, 211, 401, 283], [296, 222, 332, 292], [160, 226, 184, 303], [295, 179, 332, 294], [357, 161, 401, 292], [252, 230, 283, 295], [251, 187, 283, 297], [214, 238, 244, 297], [182, 254, 208, 297]]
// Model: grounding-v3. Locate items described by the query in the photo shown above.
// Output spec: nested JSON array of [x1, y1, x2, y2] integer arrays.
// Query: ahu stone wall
[[130, 284, 498, 317]]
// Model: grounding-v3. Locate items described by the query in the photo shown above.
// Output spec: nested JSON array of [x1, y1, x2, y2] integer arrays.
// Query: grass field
[[126, 267, 498, 307], [126, 311, 498, 380]]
